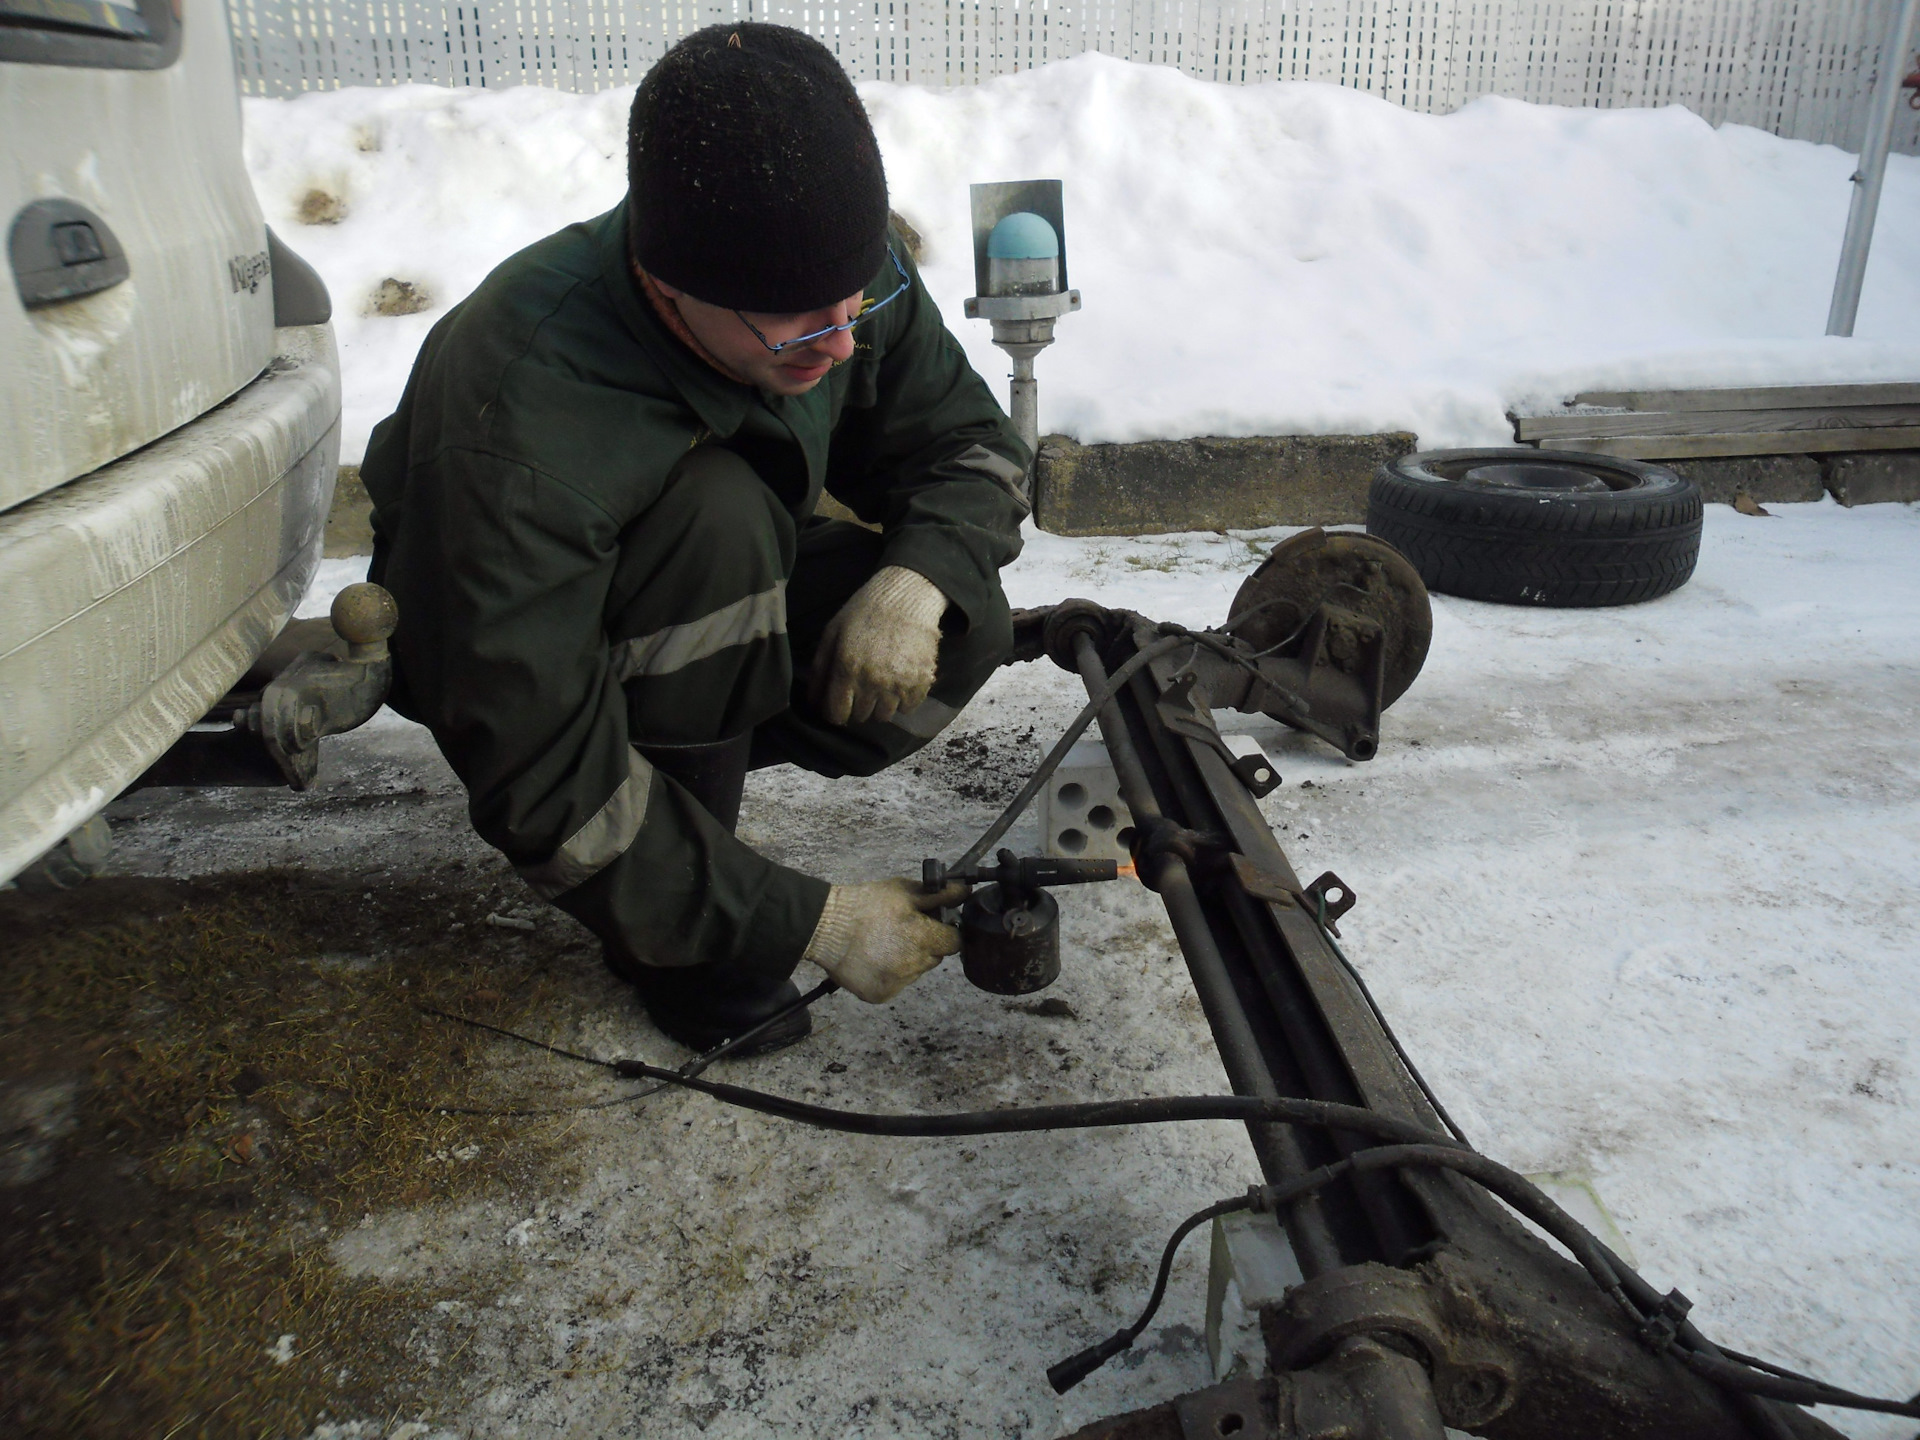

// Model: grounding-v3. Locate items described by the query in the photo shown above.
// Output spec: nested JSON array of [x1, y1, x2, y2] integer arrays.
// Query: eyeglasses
[[735, 247, 912, 355]]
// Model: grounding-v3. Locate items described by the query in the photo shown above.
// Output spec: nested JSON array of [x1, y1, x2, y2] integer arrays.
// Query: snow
[[242, 54, 1920, 467], [285, 503, 1920, 1437]]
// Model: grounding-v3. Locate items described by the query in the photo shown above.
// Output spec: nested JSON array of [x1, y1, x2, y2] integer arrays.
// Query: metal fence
[[227, 0, 1920, 154]]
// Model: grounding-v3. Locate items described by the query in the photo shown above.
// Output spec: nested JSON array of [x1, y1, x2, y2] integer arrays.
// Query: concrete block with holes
[[1039, 735, 1276, 860]]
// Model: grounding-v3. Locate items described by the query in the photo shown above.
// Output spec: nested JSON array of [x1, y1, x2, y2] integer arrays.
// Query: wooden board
[[1535, 428, 1920, 460], [1515, 404, 1920, 440], [1567, 382, 1920, 413]]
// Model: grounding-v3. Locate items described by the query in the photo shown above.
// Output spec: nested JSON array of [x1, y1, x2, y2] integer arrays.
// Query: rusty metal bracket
[[1158, 671, 1285, 796], [1267, 1264, 1516, 1433], [1175, 1374, 1279, 1439], [1300, 872, 1357, 937], [1229, 852, 1299, 906], [1289, 1336, 1448, 1440], [1060, 1338, 1448, 1440], [1225, 858, 1357, 941]]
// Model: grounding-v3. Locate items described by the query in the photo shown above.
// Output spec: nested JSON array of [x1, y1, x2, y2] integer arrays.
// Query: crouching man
[[360, 24, 1029, 1055]]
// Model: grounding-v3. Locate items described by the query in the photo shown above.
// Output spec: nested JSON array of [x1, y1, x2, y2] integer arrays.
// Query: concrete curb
[[320, 446, 1920, 558], [1664, 451, 1920, 508], [1662, 454, 1827, 506], [1030, 439, 1920, 536], [1033, 433, 1415, 536], [1821, 451, 1920, 507], [326, 464, 375, 558]]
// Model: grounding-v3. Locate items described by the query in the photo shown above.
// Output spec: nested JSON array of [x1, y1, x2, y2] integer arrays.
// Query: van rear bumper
[[0, 323, 340, 883]]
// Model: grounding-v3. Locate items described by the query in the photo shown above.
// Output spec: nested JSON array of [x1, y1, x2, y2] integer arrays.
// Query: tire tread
[[1367, 457, 1702, 608]]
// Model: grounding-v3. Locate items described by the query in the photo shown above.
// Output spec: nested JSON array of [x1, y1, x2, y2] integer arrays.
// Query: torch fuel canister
[[959, 884, 1062, 995], [923, 849, 1119, 996]]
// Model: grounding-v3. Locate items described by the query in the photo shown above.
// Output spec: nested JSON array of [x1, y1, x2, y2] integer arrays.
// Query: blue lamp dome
[[987, 211, 1060, 260]]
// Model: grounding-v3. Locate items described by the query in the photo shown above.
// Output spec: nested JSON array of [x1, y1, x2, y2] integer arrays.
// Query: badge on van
[[229, 251, 271, 294]]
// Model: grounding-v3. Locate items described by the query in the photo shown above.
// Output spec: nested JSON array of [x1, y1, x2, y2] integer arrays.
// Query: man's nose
[[807, 323, 858, 364]]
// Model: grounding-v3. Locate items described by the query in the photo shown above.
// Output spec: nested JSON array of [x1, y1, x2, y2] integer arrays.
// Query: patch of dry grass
[[0, 869, 600, 1440]]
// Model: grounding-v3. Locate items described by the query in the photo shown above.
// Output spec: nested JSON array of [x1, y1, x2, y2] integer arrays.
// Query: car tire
[[1366, 448, 1702, 607]]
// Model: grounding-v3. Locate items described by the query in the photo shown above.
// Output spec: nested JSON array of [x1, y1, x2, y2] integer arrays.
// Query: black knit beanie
[[628, 24, 890, 313]]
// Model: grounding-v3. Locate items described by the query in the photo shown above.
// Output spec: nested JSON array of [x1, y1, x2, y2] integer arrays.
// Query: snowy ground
[[242, 54, 1920, 466], [200, 57, 1920, 1434], [116, 501, 1920, 1438]]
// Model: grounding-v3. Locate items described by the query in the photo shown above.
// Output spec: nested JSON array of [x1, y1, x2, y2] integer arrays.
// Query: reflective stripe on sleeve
[[612, 582, 787, 681], [516, 746, 656, 899]]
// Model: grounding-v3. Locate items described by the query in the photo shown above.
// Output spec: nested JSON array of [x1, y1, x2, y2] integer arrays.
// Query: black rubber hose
[[430, 1016, 1918, 1425], [603, 1059, 1464, 1149], [1047, 1194, 1252, 1394], [1043, 1143, 1623, 1400], [1307, 894, 1474, 1148], [1676, 1350, 1920, 1419], [1054, 1148, 1920, 1424], [1042, 1144, 1629, 1401], [1221, 1148, 1919, 1425]]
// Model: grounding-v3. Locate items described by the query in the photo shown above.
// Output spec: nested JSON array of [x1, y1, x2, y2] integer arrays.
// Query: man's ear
[[649, 272, 685, 301]]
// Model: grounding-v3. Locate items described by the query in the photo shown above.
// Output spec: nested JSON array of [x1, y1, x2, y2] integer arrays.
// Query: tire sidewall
[[1367, 447, 1702, 608]]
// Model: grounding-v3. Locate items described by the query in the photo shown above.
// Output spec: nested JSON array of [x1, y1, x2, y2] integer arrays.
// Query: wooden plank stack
[[1510, 383, 1920, 460]]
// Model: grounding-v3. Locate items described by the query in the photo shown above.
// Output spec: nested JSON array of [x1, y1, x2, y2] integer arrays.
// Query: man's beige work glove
[[812, 566, 949, 727], [804, 878, 968, 1002]]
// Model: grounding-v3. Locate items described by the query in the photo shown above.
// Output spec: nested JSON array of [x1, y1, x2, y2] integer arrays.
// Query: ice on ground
[[243, 54, 1920, 466], [279, 501, 1920, 1438]]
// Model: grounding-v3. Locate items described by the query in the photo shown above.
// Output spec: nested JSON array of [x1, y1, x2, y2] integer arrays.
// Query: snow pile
[[242, 56, 1920, 465]]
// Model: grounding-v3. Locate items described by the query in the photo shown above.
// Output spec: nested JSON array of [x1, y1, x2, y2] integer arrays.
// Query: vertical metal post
[[1827, 0, 1920, 335], [1005, 347, 1041, 461]]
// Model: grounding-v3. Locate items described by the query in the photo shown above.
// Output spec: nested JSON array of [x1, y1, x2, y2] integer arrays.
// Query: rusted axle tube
[[1071, 630, 1346, 1279]]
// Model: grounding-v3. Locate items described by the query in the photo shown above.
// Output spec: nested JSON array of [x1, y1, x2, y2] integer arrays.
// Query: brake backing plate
[[1227, 528, 1433, 709]]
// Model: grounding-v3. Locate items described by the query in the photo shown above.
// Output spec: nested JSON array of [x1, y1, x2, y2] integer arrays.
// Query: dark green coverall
[[360, 204, 1029, 985]]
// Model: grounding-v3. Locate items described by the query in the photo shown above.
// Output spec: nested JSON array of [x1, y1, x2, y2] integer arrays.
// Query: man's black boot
[[621, 957, 813, 1057], [615, 734, 808, 1055]]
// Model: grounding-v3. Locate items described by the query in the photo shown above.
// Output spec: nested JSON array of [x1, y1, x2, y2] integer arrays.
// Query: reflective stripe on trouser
[[517, 745, 655, 899], [606, 444, 799, 746], [607, 443, 1010, 777]]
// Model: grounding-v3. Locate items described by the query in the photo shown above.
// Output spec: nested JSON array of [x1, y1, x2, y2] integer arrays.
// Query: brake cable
[[415, 978, 838, 1116]]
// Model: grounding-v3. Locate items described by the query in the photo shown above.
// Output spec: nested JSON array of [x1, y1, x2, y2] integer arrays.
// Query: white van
[[1, 0, 345, 883]]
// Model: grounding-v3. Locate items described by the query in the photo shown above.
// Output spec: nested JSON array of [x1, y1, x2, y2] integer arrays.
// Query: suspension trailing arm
[[1019, 598, 1839, 1440]]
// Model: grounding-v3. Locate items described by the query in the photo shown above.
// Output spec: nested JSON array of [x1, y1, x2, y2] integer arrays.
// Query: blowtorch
[[922, 848, 1119, 994]]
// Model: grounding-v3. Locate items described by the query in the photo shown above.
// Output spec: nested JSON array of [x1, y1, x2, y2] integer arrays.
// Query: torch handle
[[923, 853, 1119, 893]]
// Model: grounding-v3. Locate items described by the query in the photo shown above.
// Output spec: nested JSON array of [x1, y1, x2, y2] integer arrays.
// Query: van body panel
[[0, 324, 339, 882], [1, 0, 273, 514]]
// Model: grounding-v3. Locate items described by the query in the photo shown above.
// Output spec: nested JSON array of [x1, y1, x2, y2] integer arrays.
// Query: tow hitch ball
[[922, 851, 1118, 995]]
